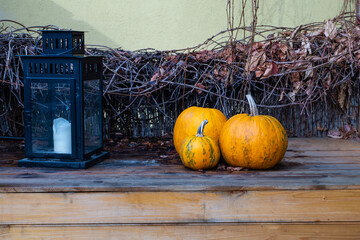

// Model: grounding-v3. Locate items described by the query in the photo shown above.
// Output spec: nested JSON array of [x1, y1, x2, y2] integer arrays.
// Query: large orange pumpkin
[[219, 95, 288, 169], [180, 120, 220, 170], [173, 106, 227, 154]]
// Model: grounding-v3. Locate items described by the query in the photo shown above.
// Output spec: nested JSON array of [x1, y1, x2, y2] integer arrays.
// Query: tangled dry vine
[[1, 3, 360, 138]]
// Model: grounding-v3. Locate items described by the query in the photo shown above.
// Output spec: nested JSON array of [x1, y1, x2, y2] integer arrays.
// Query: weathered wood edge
[[1, 184, 360, 193], [1, 190, 360, 224], [1, 222, 360, 240]]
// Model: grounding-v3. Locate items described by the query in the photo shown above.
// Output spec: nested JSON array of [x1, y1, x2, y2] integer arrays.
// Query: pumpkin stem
[[196, 120, 208, 137], [246, 94, 259, 116]]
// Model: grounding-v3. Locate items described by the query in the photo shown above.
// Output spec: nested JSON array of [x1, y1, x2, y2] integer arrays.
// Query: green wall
[[0, 0, 344, 50]]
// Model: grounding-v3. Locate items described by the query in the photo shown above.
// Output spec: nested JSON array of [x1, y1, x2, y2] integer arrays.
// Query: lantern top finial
[[40, 30, 85, 56]]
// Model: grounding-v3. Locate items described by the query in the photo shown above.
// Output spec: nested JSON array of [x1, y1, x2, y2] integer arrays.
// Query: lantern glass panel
[[31, 82, 51, 153], [30, 81, 72, 154], [84, 79, 101, 154]]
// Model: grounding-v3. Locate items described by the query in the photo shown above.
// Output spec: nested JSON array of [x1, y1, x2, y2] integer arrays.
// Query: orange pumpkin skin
[[173, 107, 227, 154], [180, 121, 220, 170], [219, 114, 288, 169], [219, 95, 288, 170]]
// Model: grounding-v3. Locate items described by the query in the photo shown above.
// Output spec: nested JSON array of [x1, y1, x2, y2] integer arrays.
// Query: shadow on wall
[[0, 0, 119, 47]]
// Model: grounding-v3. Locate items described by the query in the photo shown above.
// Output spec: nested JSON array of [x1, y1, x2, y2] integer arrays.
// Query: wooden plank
[[285, 150, 360, 158], [284, 156, 360, 164], [1, 223, 360, 240], [1, 137, 360, 193], [1, 168, 360, 192], [287, 138, 360, 151], [1, 190, 360, 224], [3, 160, 360, 177]]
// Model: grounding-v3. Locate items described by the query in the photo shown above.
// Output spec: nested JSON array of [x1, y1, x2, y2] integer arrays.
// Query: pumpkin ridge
[[263, 115, 287, 168], [199, 138, 207, 155], [184, 138, 196, 168], [265, 116, 288, 147], [260, 116, 278, 168], [204, 137, 215, 168]]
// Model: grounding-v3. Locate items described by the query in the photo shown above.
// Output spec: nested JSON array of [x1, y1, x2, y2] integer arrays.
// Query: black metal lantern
[[19, 30, 108, 168]]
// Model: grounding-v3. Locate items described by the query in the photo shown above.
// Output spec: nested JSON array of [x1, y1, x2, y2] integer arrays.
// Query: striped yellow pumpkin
[[219, 94, 288, 169], [180, 120, 220, 170], [173, 106, 227, 154]]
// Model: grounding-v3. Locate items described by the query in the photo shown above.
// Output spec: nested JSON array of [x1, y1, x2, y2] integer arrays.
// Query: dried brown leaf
[[159, 67, 165, 76], [236, 43, 245, 52], [194, 83, 206, 94], [291, 72, 300, 82], [255, 70, 264, 78], [233, 167, 244, 171], [227, 166, 234, 173], [336, 37, 348, 43], [305, 82, 314, 96], [307, 29, 324, 38], [324, 74, 331, 89], [302, 37, 312, 55], [327, 129, 344, 139], [217, 163, 227, 171], [280, 30, 293, 36], [271, 62, 279, 75], [356, 53, 360, 61], [295, 48, 306, 56], [353, 27, 360, 38], [214, 66, 228, 81], [293, 81, 303, 91], [134, 56, 142, 63], [223, 48, 235, 64], [252, 42, 265, 50], [195, 50, 215, 62], [288, 91, 296, 102], [279, 91, 284, 102], [246, 51, 266, 72], [304, 64, 313, 80], [288, 49, 297, 60], [324, 20, 337, 40], [306, 56, 323, 62], [261, 62, 273, 79], [338, 83, 347, 109], [343, 124, 353, 133], [150, 73, 160, 82], [334, 44, 345, 56], [317, 126, 328, 132], [279, 43, 288, 54]]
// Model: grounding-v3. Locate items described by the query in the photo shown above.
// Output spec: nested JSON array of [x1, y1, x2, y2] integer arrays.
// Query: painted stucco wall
[[0, 0, 344, 50]]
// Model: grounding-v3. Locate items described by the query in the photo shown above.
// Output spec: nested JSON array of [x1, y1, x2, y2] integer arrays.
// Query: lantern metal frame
[[19, 30, 108, 169]]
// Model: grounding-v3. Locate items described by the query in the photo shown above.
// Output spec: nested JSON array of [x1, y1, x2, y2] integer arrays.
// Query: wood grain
[[1, 190, 360, 224], [1, 223, 360, 240], [287, 138, 360, 151], [1, 138, 360, 239], [0, 138, 360, 192]]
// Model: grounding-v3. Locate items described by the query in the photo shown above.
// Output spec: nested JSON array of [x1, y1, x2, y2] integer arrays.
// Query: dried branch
[[1, 8, 360, 138]]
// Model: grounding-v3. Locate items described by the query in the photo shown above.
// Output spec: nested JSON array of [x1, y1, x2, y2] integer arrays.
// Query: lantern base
[[18, 151, 109, 169]]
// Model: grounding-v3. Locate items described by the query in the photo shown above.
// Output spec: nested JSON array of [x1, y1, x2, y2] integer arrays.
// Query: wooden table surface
[[1, 137, 360, 192], [1, 137, 360, 239]]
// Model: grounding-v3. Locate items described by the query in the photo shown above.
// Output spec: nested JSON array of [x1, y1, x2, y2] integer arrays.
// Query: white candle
[[53, 117, 72, 154]]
